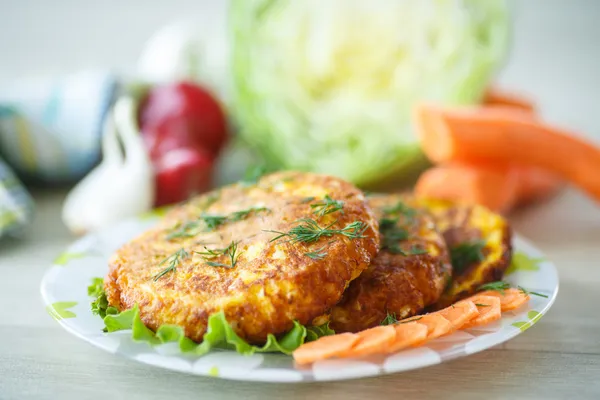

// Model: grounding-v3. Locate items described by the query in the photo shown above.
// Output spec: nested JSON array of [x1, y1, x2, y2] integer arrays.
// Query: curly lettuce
[[87, 278, 333, 355]]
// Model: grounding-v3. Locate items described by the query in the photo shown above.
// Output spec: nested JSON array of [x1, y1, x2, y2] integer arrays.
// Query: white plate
[[41, 214, 558, 383]]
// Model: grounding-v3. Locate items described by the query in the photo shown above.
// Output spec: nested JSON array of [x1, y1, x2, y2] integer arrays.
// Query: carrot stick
[[415, 164, 563, 212], [483, 87, 536, 113], [514, 167, 563, 206], [414, 164, 518, 212], [415, 104, 600, 201]]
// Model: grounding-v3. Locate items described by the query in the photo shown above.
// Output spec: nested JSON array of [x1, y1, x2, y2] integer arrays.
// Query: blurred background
[[0, 0, 599, 238]]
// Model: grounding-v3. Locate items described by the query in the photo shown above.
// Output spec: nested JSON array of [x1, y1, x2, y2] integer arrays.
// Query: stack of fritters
[[105, 172, 512, 343]]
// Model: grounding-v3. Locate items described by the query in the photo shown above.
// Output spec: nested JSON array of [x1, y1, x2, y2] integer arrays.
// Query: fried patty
[[328, 194, 452, 333], [409, 198, 512, 310], [105, 172, 380, 344]]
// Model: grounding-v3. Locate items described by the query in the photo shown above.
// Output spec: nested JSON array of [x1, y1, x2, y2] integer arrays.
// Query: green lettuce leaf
[[306, 322, 335, 342], [87, 278, 117, 319], [89, 278, 331, 355]]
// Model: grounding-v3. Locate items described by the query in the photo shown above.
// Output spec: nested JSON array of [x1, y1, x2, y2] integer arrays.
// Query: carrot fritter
[[329, 194, 452, 333], [104, 172, 379, 344], [411, 198, 512, 310]]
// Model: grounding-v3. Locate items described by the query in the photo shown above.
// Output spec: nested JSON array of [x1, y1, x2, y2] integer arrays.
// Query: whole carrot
[[415, 104, 600, 202]]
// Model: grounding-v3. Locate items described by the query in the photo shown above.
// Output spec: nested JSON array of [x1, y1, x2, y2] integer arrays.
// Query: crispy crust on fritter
[[409, 198, 513, 310], [104, 172, 379, 344], [328, 194, 452, 333]]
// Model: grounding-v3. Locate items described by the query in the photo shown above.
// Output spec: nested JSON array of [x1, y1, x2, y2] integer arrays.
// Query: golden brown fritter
[[328, 194, 452, 333], [104, 172, 379, 344], [409, 198, 512, 310]]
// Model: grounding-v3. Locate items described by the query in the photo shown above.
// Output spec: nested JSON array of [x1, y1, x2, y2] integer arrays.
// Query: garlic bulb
[[62, 97, 154, 235]]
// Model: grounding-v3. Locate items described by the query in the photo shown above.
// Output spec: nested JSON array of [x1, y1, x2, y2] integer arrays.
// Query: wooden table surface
[[1, 1, 600, 399], [2, 189, 599, 400]]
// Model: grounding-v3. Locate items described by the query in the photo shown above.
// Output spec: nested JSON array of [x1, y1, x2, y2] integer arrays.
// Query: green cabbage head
[[230, 0, 509, 187]]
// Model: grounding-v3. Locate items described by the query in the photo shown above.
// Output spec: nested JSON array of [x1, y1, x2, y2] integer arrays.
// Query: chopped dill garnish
[[379, 217, 409, 254], [300, 196, 315, 204], [199, 213, 229, 230], [196, 241, 240, 269], [518, 286, 549, 298], [475, 303, 490, 307], [229, 207, 270, 222], [478, 281, 548, 298], [167, 207, 269, 240], [478, 281, 511, 294], [266, 218, 367, 244], [408, 246, 428, 256], [165, 220, 203, 240], [153, 248, 189, 281], [380, 312, 398, 326], [383, 200, 417, 220], [304, 245, 328, 260], [310, 195, 344, 217], [450, 240, 486, 273], [399, 316, 423, 324]]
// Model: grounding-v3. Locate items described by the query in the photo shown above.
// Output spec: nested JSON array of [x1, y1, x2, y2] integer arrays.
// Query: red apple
[[153, 147, 214, 207], [138, 81, 228, 206]]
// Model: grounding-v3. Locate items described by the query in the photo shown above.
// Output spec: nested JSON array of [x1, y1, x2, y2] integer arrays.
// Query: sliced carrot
[[477, 289, 531, 312], [388, 322, 428, 353], [337, 325, 397, 358], [434, 300, 480, 330], [483, 87, 536, 113], [415, 104, 600, 201], [293, 333, 359, 365], [416, 313, 454, 340], [415, 164, 518, 212], [461, 296, 502, 329]]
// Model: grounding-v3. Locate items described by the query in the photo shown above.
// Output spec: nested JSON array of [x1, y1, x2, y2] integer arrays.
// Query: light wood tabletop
[[1, 1, 599, 399]]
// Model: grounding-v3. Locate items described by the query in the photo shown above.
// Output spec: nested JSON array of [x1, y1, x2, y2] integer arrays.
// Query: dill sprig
[[399, 316, 423, 324], [267, 218, 367, 244], [311, 195, 344, 217], [518, 286, 549, 298], [166, 207, 269, 240], [166, 220, 203, 240], [195, 241, 240, 269], [478, 281, 511, 294], [475, 303, 490, 307], [407, 246, 428, 256], [229, 207, 269, 222], [383, 200, 417, 220], [450, 240, 486, 273], [304, 245, 328, 260], [300, 196, 316, 204], [379, 217, 409, 254], [153, 248, 189, 281], [200, 213, 229, 230], [380, 312, 398, 326], [391, 245, 429, 256], [478, 281, 549, 298]]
